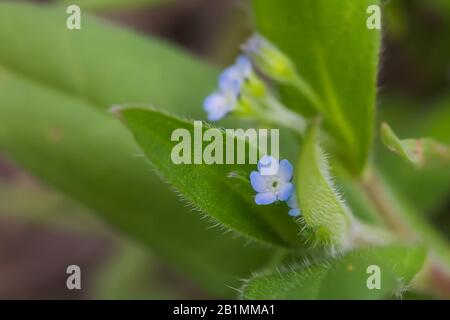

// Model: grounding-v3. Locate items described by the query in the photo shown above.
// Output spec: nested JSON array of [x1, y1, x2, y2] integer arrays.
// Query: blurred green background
[[0, 0, 449, 299]]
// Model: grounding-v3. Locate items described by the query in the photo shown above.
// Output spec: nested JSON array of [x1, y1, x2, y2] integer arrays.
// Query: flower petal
[[277, 182, 293, 201], [258, 155, 279, 176], [278, 159, 293, 181], [219, 66, 242, 95], [255, 192, 277, 205], [250, 171, 268, 193], [288, 208, 301, 217], [242, 34, 264, 55], [203, 93, 229, 121], [235, 55, 252, 78], [286, 191, 298, 209]]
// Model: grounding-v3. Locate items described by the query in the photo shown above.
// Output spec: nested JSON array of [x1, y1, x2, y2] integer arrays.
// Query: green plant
[[0, 0, 449, 299]]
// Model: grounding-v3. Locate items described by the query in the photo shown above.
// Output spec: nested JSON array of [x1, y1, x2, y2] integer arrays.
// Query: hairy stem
[[257, 94, 307, 136], [360, 169, 415, 240]]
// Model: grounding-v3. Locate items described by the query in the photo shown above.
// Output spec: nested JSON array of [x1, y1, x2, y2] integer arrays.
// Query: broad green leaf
[[381, 122, 450, 169], [117, 106, 303, 247], [0, 2, 215, 118], [0, 2, 273, 297], [55, 0, 172, 12], [253, 0, 381, 174], [241, 264, 328, 300], [296, 123, 352, 247], [0, 67, 272, 298], [318, 245, 425, 299], [241, 246, 426, 299]]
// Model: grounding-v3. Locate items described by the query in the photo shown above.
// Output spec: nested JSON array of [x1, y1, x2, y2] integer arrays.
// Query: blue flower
[[203, 55, 253, 122], [250, 156, 294, 205], [203, 91, 236, 121], [286, 191, 301, 217], [235, 55, 253, 78], [219, 66, 242, 95], [219, 55, 252, 95]]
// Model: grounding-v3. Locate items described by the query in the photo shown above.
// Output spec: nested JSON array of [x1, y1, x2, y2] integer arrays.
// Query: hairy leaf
[[0, 69, 274, 297], [117, 106, 303, 247], [0, 2, 215, 118], [253, 0, 381, 174], [241, 246, 426, 299], [296, 123, 352, 248], [0, 2, 274, 297]]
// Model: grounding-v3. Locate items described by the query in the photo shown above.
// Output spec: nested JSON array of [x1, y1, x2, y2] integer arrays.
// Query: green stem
[[360, 170, 415, 239], [265, 95, 307, 135], [346, 217, 397, 249], [249, 94, 306, 136]]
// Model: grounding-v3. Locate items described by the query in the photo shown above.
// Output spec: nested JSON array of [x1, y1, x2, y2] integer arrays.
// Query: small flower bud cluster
[[204, 34, 299, 122]]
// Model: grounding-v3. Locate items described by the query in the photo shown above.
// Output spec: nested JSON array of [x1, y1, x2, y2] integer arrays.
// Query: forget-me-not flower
[[203, 55, 253, 121], [250, 156, 294, 205], [203, 90, 237, 121], [219, 55, 252, 94]]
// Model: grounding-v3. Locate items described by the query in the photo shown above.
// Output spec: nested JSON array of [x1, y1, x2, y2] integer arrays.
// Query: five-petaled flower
[[250, 156, 294, 205]]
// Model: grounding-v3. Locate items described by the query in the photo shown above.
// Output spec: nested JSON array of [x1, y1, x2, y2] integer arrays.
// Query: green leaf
[[0, 68, 273, 297], [117, 106, 303, 247], [318, 245, 425, 299], [381, 122, 450, 169], [0, 1, 215, 118], [242, 264, 328, 300], [241, 246, 426, 299], [0, 1, 276, 296], [296, 123, 352, 247], [377, 97, 450, 215], [253, 0, 381, 174]]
